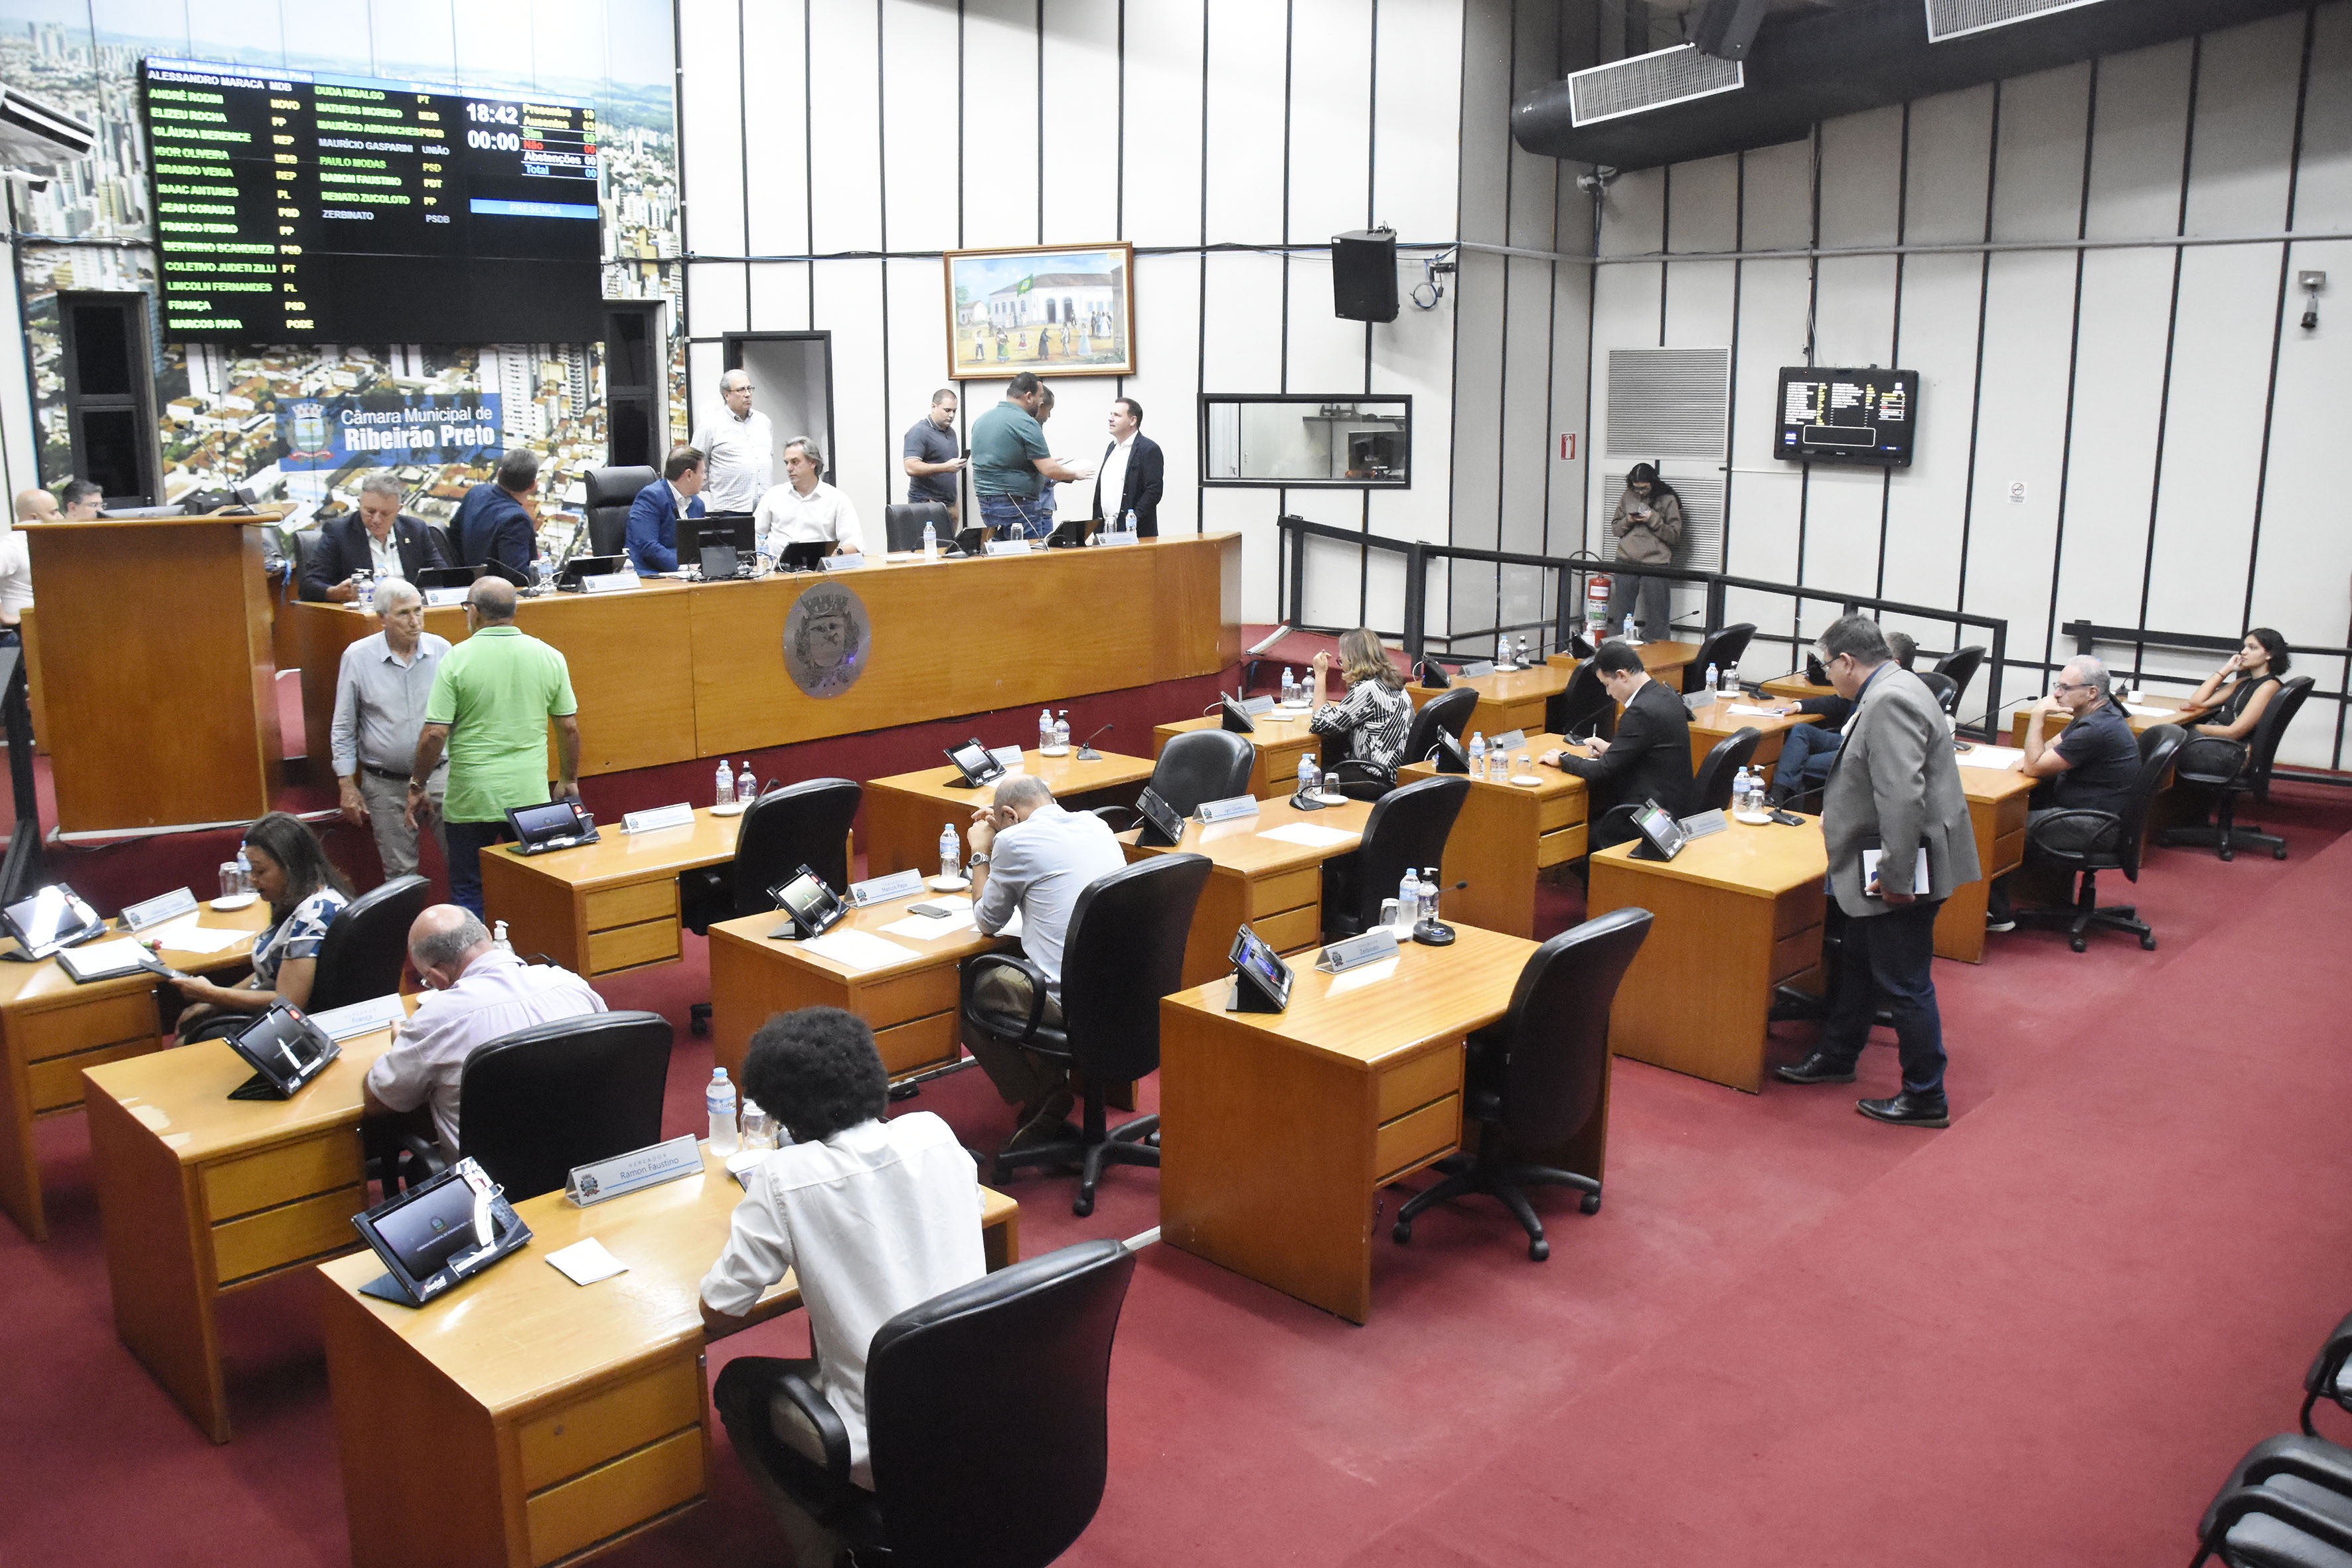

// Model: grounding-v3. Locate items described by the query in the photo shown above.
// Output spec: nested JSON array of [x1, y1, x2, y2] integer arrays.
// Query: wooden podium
[[21, 514, 283, 836]]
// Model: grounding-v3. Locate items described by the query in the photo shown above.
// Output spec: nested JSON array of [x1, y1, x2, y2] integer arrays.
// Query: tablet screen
[[509, 800, 581, 842], [373, 1175, 485, 1281], [5, 886, 98, 952], [1631, 800, 1686, 858]]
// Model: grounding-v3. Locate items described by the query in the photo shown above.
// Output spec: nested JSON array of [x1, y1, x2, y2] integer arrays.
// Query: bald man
[[409, 576, 583, 915], [15, 489, 58, 523], [362, 905, 605, 1154], [0, 491, 44, 635]]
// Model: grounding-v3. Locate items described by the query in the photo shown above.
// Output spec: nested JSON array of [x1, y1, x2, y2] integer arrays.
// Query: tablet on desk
[[2, 884, 106, 961]]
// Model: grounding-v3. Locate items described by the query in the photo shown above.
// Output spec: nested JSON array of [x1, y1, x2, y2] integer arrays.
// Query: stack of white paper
[[546, 1238, 629, 1285], [1258, 823, 1358, 850], [801, 929, 925, 971]]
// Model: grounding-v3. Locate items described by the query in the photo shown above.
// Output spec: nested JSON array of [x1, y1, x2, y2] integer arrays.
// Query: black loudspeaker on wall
[[1332, 228, 1399, 323]]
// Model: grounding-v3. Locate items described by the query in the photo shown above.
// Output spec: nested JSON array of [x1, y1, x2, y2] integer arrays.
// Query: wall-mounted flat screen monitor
[[1773, 368, 1918, 468]]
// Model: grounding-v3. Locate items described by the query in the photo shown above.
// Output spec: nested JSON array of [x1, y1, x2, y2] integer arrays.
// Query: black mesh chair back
[[1682, 623, 1757, 692], [1335, 775, 1469, 932], [426, 522, 456, 567], [731, 778, 861, 917], [307, 874, 429, 1012], [584, 465, 657, 558], [290, 527, 323, 592], [2120, 724, 2189, 878], [1058, 854, 1214, 1085], [1545, 658, 1612, 739], [2240, 676, 2314, 805], [1916, 669, 1960, 715], [1933, 645, 1985, 709], [884, 503, 953, 554], [1486, 909, 1653, 1152], [866, 1239, 1138, 1568], [1401, 687, 1478, 763], [1151, 730, 1255, 815], [456, 1010, 674, 1201], [1689, 728, 1764, 815]]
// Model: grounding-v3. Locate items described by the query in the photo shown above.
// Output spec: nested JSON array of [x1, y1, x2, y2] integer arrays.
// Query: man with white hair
[[362, 904, 606, 1154], [1985, 653, 2141, 933], [331, 576, 451, 880], [753, 437, 866, 559], [300, 473, 449, 601], [692, 368, 773, 514]]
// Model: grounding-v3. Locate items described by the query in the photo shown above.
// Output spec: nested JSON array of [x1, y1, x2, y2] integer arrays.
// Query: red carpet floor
[[3, 716, 2348, 1563]]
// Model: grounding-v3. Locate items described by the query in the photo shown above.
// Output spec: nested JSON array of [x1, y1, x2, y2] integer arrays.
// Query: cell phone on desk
[[906, 903, 954, 919]]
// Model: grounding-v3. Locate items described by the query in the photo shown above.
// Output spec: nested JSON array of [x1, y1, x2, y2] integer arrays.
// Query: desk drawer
[[1247, 866, 1323, 921], [40, 1038, 162, 1114], [1991, 828, 2026, 878], [519, 1358, 703, 1494], [1773, 885, 1826, 939], [1253, 903, 1324, 957], [877, 1009, 961, 1079], [204, 1131, 362, 1222], [1375, 1094, 1460, 1184], [1537, 793, 1586, 834], [1769, 925, 1822, 986], [525, 1425, 703, 1567], [1536, 824, 1588, 868], [212, 1184, 367, 1285], [859, 964, 959, 1026], [583, 879, 678, 932], [1375, 1046, 1460, 1123], [19, 988, 160, 1063], [586, 918, 680, 975]]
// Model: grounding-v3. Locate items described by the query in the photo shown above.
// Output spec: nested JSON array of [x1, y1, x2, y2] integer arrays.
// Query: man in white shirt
[[1087, 396, 1163, 536], [691, 369, 773, 513], [966, 773, 1127, 1146], [361, 905, 607, 1153], [755, 437, 866, 558], [331, 577, 451, 878], [703, 1007, 984, 1568], [0, 489, 47, 633]]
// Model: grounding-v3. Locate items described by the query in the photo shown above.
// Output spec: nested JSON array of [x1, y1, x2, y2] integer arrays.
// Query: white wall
[[672, 0, 1470, 631], [1574, 2, 2352, 767]]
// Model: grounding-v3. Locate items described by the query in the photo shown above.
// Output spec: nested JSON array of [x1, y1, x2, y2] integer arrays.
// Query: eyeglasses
[[2051, 680, 2090, 694]]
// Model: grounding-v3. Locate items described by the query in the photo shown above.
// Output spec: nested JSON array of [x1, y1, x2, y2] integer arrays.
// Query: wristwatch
[[968, 852, 990, 868]]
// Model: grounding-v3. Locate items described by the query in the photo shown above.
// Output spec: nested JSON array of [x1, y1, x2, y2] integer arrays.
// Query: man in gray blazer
[[1774, 615, 1979, 1127]]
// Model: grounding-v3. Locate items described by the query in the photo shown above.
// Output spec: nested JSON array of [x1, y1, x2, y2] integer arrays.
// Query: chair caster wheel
[[1393, 1220, 1412, 1243], [2069, 936, 2086, 953], [1071, 1192, 1094, 1217], [2274, 847, 2289, 861], [1579, 1192, 1602, 1215], [2140, 933, 2156, 951], [689, 1015, 709, 1037], [2220, 848, 2235, 862], [1528, 1237, 1549, 1261]]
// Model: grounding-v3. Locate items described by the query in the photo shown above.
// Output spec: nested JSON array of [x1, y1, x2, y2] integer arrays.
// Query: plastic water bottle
[[1397, 868, 1422, 933], [1704, 663, 1718, 696], [1054, 710, 1071, 753], [939, 823, 961, 881], [1492, 745, 1510, 783], [715, 759, 735, 807], [1123, 508, 1138, 542], [706, 1068, 739, 1156], [1732, 765, 1751, 811], [531, 550, 548, 588], [1281, 666, 1297, 705], [1296, 753, 1318, 797], [1723, 663, 1740, 698], [1039, 708, 1055, 751], [736, 761, 757, 804], [1422, 867, 1443, 925], [1516, 633, 1531, 668], [356, 573, 374, 613], [921, 518, 937, 560], [1468, 732, 1487, 777], [234, 844, 252, 895]]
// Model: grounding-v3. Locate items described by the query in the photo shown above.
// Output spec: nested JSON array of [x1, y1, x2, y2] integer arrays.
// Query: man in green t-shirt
[[969, 371, 1091, 542], [406, 577, 582, 916]]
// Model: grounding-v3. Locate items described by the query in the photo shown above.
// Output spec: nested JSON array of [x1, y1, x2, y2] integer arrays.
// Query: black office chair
[[307, 874, 430, 1011], [1916, 669, 1960, 716], [2160, 676, 2314, 862], [1934, 645, 1985, 715], [289, 528, 323, 597], [1689, 727, 1764, 815], [1326, 686, 1478, 801], [2191, 1433, 2352, 1568], [456, 1011, 673, 1201], [884, 502, 953, 554], [2011, 724, 2186, 953], [755, 1239, 1138, 1568], [426, 522, 457, 568], [1096, 730, 1254, 831], [2303, 1309, 2352, 1437], [1393, 908, 1652, 1260], [961, 854, 1211, 1214], [1322, 774, 1470, 938], [584, 465, 657, 559], [1545, 658, 1613, 741], [682, 779, 862, 1031], [1682, 622, 1757, 693]]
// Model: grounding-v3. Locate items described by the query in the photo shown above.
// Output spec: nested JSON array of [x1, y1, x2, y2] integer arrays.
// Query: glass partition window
[[1199, 394, 1412, 487]]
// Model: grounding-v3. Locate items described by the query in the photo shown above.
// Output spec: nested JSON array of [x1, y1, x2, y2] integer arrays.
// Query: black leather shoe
[[1773, 1052, 1857, 1085], [1857, 1091, 1950, 1128]]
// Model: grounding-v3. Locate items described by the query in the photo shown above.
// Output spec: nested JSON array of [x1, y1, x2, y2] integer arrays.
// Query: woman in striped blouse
[[1308, 628, 1415, 771]]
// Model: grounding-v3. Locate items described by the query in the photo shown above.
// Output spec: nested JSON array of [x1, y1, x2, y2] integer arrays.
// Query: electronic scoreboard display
[[141, 56, 601, 344], [1773, 367, 1919, 469]]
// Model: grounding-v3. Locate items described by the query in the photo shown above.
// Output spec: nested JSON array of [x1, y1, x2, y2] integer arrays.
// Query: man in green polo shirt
[[969, 371, 1090, 541], [406, 576, 581, 916]]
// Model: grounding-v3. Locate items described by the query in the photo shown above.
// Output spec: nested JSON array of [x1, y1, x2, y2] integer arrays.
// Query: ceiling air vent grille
[[1923, 0, 2111, 44], [1605, 347, 1730, 461], [1566, 44, 1743, 129]]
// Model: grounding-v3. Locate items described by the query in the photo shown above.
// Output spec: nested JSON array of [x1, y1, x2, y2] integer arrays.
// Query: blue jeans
[[444, 817, 513, 917], [1820, 900, 1948, 1097], [1773, 724, 1843, 795], [976, 494, 1054, 541]]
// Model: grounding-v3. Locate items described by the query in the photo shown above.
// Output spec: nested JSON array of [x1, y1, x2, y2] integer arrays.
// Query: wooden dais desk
[[1160, 923, 1587, 1324], [1761, 671, 1836, 703], [480, 809, 742, 981], [1399, 737, 1589, 939], [1944, 760, 2035, 964], [1153, 712, 1322, 800], [1405, 664, 1571, 738], [318, 1152, 1018, 1568], [0, 901, 271, 1241], [1587, 817, 1828, 1093], [2008, 694, 2203, 748], [1685, 698, 1822, 774], [861, 748, 1154, 878], [1117, 795, 1372, 988], [1549, 639, 1703, 693]]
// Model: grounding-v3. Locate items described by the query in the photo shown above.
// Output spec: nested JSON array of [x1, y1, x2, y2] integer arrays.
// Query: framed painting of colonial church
[[944, 244, 1135, 379]]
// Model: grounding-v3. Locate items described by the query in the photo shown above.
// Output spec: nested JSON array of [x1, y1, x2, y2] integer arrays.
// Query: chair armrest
[[2308, 1312, 2352, 1433], [2244, 1434, 2352, 1497], [961, 951, 1052, 1044], [771, 1370, 855, 1482], [1090, 805, 1142, 832], [2023, 808, 2120, 865], [1330, 759, 1394, 799], [2202, 1482, 2352, 1559]]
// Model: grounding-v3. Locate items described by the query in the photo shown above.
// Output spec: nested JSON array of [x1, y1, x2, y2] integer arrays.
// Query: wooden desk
[[479, 809, 742, 981], [317, 1146, 1018, 1568], [1152, 712, 1322, 800], [1117, 795, 1373, 988], [82, 1020, 402, 1442], [1761, 671, 1836, 703], [861, 748, 1156, 878], [1549, 639, 1703, 692], [0, 902, 272, 1241], [706, 890, 1010, 1084], [1405, 663, 1571, 738], [1940, 761, 2035, 964], [1160, 923, 1591, 1324], [1398, 736, 1588, 939], [2007, 694, 2201, 748], [1587, 818, 1828, 1093], [290, 536, 1241, 781], [1685, 698, 1822, 774]]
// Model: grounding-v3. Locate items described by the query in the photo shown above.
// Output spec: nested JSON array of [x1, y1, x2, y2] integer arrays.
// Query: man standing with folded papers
[[1774, 614, 1977, 1128]]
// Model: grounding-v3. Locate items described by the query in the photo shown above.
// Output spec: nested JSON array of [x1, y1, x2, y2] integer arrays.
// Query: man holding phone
[[902, 387, 965, 524], [1772, 615, 1976, 1128]]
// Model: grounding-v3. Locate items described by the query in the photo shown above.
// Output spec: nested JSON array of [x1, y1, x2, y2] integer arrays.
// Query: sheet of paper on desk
[[309, 992, 408, 1040], [801, 929, 925, 971], [141, 913, 250, 955], [2124, 705, 2172, 718], [878, 905, 980, 940], [1956, 744, 2027, 771], [546, 1237, 629, 1286], [1257, 823, 1359, 849]]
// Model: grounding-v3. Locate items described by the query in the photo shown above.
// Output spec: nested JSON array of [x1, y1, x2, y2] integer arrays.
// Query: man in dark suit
[[625, 445, 707, 575], [299, 473, 450, 602], [1089, 396, 1163, 538], [1538, 638, 1692, 844], [453, 449, 540, 577], [1774, 614, 1979, 1129]]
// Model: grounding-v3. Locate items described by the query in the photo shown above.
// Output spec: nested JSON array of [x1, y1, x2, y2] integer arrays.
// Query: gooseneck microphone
[[1076, 722, 1114, 761]]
